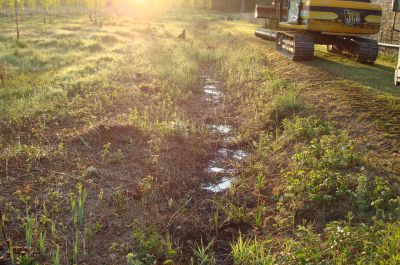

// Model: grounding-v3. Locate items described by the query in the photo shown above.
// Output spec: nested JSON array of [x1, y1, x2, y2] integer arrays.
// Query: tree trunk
[[99, 0, 102, 28], [15, 1, 19, 40]]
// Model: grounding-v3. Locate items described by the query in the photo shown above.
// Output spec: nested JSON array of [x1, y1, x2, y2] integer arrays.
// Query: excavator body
[[280, 0, 381, 34], [255, 0, 384, 63]]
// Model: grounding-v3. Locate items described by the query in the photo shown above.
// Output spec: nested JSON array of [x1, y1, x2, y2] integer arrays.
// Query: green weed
[[192, 239, 216, 265], [284, 132, 360, 212], [52, 245, 60, 265], [25, 215, 35, 248], [224, 201, 247, 224], [131, 225, 177, 264], [253, 204, 266, 228], [73, 230, 78, 265], [126, 253, 143, 265], [51, 220, 57, 239], [16, 254, 38, 265], [255, 174, 266, 192], [39, 230, 46, 256], [77, 183, 87, 226], [231, 234, 274, 265], [9, 240, 15, 265], [281, 116, 332, 143]]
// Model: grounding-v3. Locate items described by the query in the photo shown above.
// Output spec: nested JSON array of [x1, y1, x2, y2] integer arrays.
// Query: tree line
[[0, 0, 244, 40], [0, 0, 112, 27]]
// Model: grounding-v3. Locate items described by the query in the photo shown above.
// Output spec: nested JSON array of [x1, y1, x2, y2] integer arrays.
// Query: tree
[[9, 0, 14, 20], [42, 0, 50, 23], [0, 0, 4, 16], [14, 0, 19, 40], [98, 0, 103, 27], [26, 0, 36, 16]]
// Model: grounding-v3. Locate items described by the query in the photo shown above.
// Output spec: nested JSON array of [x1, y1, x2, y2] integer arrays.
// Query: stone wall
[[374, 0, 399, 44], [240, 12, 265, 24]]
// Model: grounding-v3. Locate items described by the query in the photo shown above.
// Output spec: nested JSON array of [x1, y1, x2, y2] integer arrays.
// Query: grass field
[[1, 10, 400, 265]]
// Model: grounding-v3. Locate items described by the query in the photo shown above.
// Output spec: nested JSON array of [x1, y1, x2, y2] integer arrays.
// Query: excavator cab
[[287, 0, 300, 24]]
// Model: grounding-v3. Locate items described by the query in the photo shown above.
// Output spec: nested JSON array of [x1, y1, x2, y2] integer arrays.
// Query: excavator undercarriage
[[257, 28, 379, 63]]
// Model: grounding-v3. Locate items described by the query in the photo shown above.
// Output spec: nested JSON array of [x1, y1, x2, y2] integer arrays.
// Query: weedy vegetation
[[0, 2, 399, 265]]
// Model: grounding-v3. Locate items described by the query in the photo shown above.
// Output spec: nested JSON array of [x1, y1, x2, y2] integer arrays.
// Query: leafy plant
[[223, 201, 247, 224], [52, 245, 60, 265], [253, 204, 265, 228], [255, 174, 266, 192], [126, 253, 143, 265], [39, 230, 46, 256], [131, 225, 176, 264], [16, 254, 38, 265], [51, 220, 57, 239], [281, 116, 331, 143], [77, 183, 87, 226], [9, 240, 15, 265], [25, 215, 35, 248], [70, 193, 78, 228], [73, 230, 78, 265], [231, 234, 274, 265], [284, 132, 360, 211], [192, 239, 216, 265]]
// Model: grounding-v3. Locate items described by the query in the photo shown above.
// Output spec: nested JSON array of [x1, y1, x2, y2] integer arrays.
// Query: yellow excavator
[[254, 0, 394, 64]]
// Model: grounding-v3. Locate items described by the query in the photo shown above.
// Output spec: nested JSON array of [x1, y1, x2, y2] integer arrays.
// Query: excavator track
[[276, 32, 314, 61], [327, 38, 378, 64]]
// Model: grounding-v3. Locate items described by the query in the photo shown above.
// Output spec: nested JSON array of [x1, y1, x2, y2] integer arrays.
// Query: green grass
[[0, 16, 127, 128], [224, 20, 400, 97], [313, 45, 399, 96]]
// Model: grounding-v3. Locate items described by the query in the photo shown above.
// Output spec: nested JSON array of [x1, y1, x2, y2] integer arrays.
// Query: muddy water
[[200, 75, 248, 193]]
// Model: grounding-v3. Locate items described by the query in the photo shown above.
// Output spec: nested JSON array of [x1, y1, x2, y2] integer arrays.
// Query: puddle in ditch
[[201, 74, 248, 193], [202, 177, 233, 193], [217, 148, 229, 157], [207, 165, 226, 174], [233, 150, 248, 160], [203, 80, 222, 103], [209, 125, 232, 134]]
